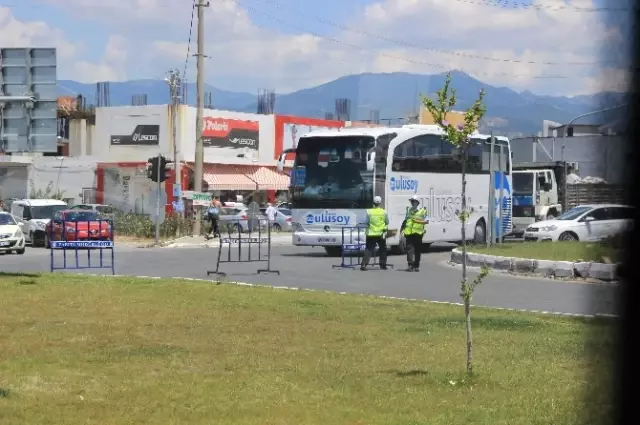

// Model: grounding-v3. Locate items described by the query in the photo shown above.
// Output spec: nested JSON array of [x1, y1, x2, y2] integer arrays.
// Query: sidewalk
[[163, 233, 293, 248]]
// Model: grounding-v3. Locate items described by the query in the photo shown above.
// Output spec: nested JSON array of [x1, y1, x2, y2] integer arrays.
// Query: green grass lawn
[[467, 241, 620, 263], [0, 273, 615, 425]]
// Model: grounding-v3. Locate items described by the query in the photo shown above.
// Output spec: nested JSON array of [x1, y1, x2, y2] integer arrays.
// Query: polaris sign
[[305, 210, 352, 225], [390, 176, 419, 193]]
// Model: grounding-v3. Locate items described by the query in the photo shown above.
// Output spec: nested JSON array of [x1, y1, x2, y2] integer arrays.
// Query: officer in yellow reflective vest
[[402, 195, 429, 272], [360, 196, 389, 271]]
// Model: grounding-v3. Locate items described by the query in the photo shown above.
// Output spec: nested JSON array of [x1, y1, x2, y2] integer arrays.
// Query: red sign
[[202, 117, 260, 150]]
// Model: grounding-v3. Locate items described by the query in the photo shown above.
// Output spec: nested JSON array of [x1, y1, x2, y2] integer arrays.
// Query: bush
[[113, 212, 207, 239]]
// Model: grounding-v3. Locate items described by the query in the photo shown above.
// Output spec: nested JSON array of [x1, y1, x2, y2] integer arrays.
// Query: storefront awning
[[237, 165, 290, 191], [185, 163, 290, 191]]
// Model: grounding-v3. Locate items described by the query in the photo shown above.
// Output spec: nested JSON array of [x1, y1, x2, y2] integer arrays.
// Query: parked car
[[523, 204, 634, 242], [11, 199, 68, 247], [218, 206, 268, 234], [69, 203, 116, 217], [0, 212, 26, 255], [44, 210, 114, 248], [260, 207, 292, 232], [276, 202, 291, 209]]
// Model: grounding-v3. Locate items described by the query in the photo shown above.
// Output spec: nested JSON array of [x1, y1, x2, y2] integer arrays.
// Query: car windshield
[[555, 206, 592, 220], [278, 209, 291, 216], [65, 211, 100, 221], [513, 173, 534, 195], [30, 205, 67, 219], [0, 214, 16, 225], [290, 135, 376, 208]]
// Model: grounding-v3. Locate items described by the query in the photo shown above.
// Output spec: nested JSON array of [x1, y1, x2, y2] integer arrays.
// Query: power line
[[182, 0, 197, 103], [222, 0, 568, 79], [240, 0, 622, 66]]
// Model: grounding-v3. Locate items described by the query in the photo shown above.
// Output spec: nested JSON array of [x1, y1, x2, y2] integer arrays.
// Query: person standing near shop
[[402, 195, 429, 272], [360, 196, 388, 271], [206, 197, 222, 238]]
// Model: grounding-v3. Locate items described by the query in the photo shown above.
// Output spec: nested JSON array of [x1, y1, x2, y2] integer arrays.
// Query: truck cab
[[511, 169, 561, 236]]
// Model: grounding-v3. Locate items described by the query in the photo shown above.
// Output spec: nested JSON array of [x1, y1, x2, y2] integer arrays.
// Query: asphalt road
[[0, 243, 619, 316]]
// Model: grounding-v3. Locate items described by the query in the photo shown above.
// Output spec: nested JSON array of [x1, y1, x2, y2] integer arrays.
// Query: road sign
[[184, 191, 212, 206]]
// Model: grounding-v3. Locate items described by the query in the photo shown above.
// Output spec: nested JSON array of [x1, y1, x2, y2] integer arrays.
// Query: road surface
[[0, 243, 619, 316]]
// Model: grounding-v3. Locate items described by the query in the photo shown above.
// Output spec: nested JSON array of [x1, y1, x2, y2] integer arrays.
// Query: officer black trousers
[[361, 236, 387, 268], [405, 234, 423, 269]]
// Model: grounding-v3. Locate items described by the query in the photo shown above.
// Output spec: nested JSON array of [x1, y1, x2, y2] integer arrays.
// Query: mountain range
[[57, 71, 627, 135]]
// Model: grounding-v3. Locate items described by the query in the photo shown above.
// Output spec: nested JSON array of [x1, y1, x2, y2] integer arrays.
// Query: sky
[[0, 0, 633, 96]]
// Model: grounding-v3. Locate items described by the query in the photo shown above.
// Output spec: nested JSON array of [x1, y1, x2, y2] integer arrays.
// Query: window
[[71, 204, 92, 210], [610, 207, 634, 220], [96, 206, 114, 214], [0, 214, 16, 225], [584, 208, 611, 221]]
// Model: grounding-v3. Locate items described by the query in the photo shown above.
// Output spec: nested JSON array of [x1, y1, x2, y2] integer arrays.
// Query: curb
[[163, 235, 293, 249], [450, 248, 620, 283], [76, 273, 619, 320]]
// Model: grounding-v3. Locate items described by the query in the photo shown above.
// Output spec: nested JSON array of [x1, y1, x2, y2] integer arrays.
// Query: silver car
[[260, 207, 292, 232], [218, 206, 268, 234]]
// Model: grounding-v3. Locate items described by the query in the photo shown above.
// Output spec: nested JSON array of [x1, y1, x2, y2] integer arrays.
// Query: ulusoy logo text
[[305, 211, 351, 225], [390, 176, 418, 193]]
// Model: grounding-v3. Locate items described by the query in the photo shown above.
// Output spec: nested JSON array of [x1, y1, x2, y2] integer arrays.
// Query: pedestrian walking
[[265, 203, 277, 229], [360, 196, 388, 271], [402, 195, 429, 272], [206, 197, 222, 238]]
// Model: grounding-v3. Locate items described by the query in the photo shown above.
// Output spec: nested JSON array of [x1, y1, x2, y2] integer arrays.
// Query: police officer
[[360, 196, 388, 271], [403, 195, 429, 272]]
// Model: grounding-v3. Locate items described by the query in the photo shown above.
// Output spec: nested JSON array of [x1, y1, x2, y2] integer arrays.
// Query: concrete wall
[[28, 156, 98, 206], [0, 163, 29, 200], [93, 105, 173, 162], [67, 119, 96, 156], [511, 135, 630, 184], [101, 165, 166, 222]]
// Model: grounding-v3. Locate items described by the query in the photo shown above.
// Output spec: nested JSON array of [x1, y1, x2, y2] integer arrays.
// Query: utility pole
[[192, 0, 208, 236], [166, 69, 182, 217], [155, 152, 162, 245]]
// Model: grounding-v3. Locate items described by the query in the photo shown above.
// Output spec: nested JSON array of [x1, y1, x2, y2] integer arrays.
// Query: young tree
[[421, 73, 490, 375]]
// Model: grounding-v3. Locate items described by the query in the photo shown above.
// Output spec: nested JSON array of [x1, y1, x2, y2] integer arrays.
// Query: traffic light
[[146, 156, 174, 183]]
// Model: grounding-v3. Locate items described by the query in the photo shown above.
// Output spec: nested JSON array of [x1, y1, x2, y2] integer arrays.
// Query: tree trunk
[[461, 146, 473, 375], [465, 298, 473, 375]]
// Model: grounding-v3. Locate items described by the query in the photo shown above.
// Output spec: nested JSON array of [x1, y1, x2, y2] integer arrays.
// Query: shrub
[[112, 212, 207, 239]]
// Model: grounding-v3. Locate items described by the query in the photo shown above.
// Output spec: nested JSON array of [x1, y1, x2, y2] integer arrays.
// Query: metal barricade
[[207, 218, 280, 278], [332, 226, 393, 270], [49, 219, 115, 275]]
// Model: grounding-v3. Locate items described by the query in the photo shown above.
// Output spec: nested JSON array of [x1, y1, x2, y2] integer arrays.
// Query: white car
[[0, 212, 26, 254], [10, 199, 67, 247], [523, 204, 633, 242]]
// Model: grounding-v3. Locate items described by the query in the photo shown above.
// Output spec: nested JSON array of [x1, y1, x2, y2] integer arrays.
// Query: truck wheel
[[473, 220, 486, 245]]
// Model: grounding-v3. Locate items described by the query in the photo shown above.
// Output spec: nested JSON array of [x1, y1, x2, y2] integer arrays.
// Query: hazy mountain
[[57, 71, 626, 134]]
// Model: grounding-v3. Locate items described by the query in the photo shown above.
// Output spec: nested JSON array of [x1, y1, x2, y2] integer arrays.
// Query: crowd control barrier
[[332, 226, 393, 270], [207, 219, 280, 278], [49, 219, 115, 275]]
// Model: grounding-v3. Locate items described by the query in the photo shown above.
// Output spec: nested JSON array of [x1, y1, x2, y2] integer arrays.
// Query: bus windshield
[[291, 135, 375, 208]]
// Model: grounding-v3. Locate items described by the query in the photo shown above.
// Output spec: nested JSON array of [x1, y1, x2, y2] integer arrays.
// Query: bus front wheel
[[324, 246, 342, 257], [473, 220, 486, 244]]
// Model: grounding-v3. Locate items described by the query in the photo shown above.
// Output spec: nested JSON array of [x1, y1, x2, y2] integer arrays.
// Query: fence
[[49, 219, 115, 275], [566, 184, 626, 209], [332, 226, 392, 270], [207, 219, 280, 278]]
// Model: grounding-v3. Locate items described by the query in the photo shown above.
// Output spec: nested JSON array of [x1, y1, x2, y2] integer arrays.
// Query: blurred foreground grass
[[0, 273, 615, 425]]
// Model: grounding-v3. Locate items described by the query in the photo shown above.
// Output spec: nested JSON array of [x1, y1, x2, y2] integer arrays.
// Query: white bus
[[277, 124, 512, 256]]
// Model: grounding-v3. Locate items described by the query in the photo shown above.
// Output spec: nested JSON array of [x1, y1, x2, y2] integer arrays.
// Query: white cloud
[[2, 0, 632, 96]]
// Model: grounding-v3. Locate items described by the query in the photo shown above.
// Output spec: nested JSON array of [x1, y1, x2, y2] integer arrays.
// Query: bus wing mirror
[[276, 148, 296, 172], [366, 151, 376, 171]]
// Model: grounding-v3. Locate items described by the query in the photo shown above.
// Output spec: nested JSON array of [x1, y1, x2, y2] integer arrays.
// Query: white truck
[[510, 161, 626, 236]]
